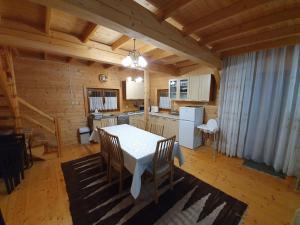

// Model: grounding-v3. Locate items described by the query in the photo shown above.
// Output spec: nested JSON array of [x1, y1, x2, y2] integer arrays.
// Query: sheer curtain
[[218, 45, 300, 176]]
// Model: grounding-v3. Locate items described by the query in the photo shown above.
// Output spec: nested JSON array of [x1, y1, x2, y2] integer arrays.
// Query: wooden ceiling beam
[[0, 27, 179, 75], [111, 35, 131, 50], [81, 22, 98, 43], [202, 8, 300, 45], [45, 7, 52, 35], [183, 0, 271, 36], [138, 45, 157, 54], [156, 0, 193, 21], [30, 0, 221, 69], [221, 35, 300, 57], [148, 51, 174, 62], [213, 25, 300, 53]]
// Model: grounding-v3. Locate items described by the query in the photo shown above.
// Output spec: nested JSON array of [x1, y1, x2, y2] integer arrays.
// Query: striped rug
[[61, 153, 247, 225]]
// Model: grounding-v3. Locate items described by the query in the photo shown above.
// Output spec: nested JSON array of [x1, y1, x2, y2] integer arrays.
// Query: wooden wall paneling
[[13, 57, 141, 145]]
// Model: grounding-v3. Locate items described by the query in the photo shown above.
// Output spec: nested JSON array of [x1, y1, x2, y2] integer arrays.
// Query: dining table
[[90, 124, 184, 199]]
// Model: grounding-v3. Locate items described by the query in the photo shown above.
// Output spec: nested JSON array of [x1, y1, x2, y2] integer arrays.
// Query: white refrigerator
[[179, 106, 204, 149]]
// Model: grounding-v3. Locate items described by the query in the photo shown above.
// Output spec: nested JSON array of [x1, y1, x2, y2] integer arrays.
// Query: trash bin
[[78, 127, 90, 144]]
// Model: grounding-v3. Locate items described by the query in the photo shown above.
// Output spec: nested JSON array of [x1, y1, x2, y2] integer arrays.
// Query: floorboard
[[0, 144, 299, 225]]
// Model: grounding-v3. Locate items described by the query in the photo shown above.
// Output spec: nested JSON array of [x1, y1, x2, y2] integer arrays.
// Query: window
[[157, 89, 171, 109], [87, 88, 119, 112]]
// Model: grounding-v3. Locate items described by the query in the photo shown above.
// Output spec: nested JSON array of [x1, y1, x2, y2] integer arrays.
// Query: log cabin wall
[[149, 67, 219, 123], [13, 57, 142, 146]]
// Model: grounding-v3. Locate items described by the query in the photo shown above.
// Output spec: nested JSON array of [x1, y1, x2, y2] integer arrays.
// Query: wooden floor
[[0, 144, 299, 225]]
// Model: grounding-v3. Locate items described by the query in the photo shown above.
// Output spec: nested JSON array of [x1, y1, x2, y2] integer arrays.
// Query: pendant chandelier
[[121, 39, 148, 69]]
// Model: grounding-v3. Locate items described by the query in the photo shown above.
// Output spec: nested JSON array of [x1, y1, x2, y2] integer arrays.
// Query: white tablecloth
[[91, 124, 184, 199]]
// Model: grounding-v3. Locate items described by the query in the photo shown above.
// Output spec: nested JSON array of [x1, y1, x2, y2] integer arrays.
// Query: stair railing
[[17, 97, 61, 156]]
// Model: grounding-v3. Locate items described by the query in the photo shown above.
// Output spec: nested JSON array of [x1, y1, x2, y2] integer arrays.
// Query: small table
[[93, 124, 184, 199]]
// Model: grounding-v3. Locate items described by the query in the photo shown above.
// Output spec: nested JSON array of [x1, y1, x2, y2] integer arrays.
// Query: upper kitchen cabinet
[[169, 74, 215, 102], [122, 81, 144, 100], [169, 78, 189, 100], [189, 74, 215, 102]]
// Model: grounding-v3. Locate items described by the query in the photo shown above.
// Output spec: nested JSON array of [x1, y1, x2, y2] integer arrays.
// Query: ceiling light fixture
[[121, 39, 148, 69]]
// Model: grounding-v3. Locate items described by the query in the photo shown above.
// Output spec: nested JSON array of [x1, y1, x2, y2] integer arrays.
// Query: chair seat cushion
[[146, 160, 170, 175]]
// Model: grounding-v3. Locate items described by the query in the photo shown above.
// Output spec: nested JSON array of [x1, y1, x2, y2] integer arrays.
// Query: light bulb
[[135, 76, 143, 83], [122, 55, 132, 67], [126, 76, 132, 81], [138, 56, 147, 68]]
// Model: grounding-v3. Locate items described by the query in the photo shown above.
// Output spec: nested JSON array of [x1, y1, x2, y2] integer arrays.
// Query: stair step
[[0, 106, 9, 110], [0, 116, 14, 120], [0, 119, 15, 127], [0, 125, 15, 130]]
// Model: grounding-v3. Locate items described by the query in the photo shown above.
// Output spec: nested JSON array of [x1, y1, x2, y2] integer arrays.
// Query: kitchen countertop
[[149, 112, 179, 120], [90, 111, 179, 120]]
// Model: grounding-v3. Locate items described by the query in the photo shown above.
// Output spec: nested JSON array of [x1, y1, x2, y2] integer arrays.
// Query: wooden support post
[[54, 117, 62, 157], [144, 70, 150, 125]]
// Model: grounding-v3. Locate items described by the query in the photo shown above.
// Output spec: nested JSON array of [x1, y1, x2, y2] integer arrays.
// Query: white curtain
[[218, 45, 300, 176], [159, 97, 171, 109], [89, 97, 117, 111]]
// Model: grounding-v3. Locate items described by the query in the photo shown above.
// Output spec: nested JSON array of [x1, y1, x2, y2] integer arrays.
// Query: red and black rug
[[61, 153, 247, 225]]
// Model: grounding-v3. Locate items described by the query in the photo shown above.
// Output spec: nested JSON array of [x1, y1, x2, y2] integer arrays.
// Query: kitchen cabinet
[[123, 81, 144, 100], [129, 113, 144, 126], [188, 74, 215, 102], [149, 115, 179, 141], [169, 74, 214, 102], [168, 78, 189, 100]]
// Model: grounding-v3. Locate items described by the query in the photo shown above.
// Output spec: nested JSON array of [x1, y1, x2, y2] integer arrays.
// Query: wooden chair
[[149, 123, 164, 136], [135, 119, 146, 130], [97, 128, 110, 181], [106, 133, 126, 193], [148, 136, 176, 204]]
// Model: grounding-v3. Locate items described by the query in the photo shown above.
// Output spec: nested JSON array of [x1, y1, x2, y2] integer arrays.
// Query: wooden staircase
[[0, 48, 61, 157]]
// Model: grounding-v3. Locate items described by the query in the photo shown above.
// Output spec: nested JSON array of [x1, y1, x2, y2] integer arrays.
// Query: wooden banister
[[18, 97, 54, 122], [18, 96, 62, 157], [21, 114, 55, 134]]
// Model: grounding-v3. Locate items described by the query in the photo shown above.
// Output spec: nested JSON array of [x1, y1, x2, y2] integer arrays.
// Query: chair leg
[[154, 176, 159, 204], [108, 165, 112, 183], [3, 176, 12, 194], [170, 167, 174, 190]]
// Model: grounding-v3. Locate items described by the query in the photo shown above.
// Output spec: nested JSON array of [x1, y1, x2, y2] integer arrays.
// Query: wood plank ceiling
[[0, 0, 299, 74]]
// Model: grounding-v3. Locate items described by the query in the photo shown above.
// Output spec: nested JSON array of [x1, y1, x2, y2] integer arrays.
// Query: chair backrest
[[136, 119, 146, 130], [150, 123, 164, 136], [97, 128, 109, 155], [106, 133, 124, 165], [153, 136, 176, 172]]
